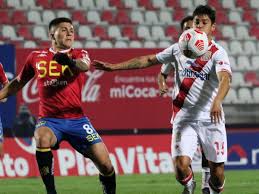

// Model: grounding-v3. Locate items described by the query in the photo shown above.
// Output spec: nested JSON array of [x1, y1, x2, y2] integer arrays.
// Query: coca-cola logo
[[82, 70, 104, 102], [22, 79, 39, 103], [22, 70, 104, 104], [14, 137, 36, 154]]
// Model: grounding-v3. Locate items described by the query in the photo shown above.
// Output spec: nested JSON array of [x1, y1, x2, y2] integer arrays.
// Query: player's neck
[[51, 46, 71, 53]]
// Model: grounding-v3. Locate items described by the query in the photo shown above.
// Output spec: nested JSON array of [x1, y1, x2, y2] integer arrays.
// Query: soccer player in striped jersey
[[0, 62, 9, 156], [157, 15, 211, 194], [94, 5, 231, 194], [0, 18, 116, 194]]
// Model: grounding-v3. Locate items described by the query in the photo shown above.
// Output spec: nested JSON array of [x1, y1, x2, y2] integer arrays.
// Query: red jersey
[[18, 48, 91, 119], [0, 63, 8, 85]]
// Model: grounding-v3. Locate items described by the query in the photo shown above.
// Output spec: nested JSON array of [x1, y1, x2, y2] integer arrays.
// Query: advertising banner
[[1, 130, 258, 178], [16, 49, 173, 130], [0, 44, 16, 130]]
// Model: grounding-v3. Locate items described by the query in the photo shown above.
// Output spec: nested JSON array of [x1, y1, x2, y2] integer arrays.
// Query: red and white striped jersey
[[156, 40, 232, 123]]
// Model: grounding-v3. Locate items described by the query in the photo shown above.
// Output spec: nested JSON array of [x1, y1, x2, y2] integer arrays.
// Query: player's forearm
[[214, 75, 231, 103], [74, 59, 90, 72], [111, 55, 159, 71], [157, 73, 167, 87], [0, 78, 25, 100]]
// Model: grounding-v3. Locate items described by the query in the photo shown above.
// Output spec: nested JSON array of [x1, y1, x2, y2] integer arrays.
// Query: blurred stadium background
[[0, 0, 259, 193]]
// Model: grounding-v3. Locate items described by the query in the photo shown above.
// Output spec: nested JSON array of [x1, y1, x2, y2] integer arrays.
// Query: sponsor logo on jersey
[[180, 68, 210, 80], [14, 137, 36, 154], [35, 121, 46, 128], [43, 78, 68, 87]]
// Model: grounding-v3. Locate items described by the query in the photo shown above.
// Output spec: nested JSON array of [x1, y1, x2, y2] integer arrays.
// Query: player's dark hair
[[180, 16, 193, 30], [49, 17, 72, 30], [193, 5, 216, 24]]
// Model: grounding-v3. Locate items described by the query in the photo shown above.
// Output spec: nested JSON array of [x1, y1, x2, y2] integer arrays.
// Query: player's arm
[[0, 77, 27, 100], [157, 72, 168, 96], [93, 54, 160, 71], [210, 71, 231, 124], [0, 81, 9, 102], [157, 63, 174, 96], [53, 53, 90, 72]]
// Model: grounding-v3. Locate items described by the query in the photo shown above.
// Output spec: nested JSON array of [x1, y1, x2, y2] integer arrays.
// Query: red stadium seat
[[51, 0, 68, 9], [72, 11, 89, 24], [216, 10, 230, 24], [167, 0, 180, 8], [115, 10, 131, 24], [139, 0, 156, 10], [245, 71, 259, 86], [122, 25, 140, 40], [166, 26, 180, 41], [101, 10, 114, 24], [17, 26, 34, 40], [110, 0, 125, 9], [93, 26, 111, 40], [0, 10, 10, 24], [173, 9, 185, 21], [236, 0, 250, 9], [12, 10, 29, 25], [243, 9, 257, 24], [250, 26, 259, 39], [207, 0, 222, 9], [36, 0, 51, 9]]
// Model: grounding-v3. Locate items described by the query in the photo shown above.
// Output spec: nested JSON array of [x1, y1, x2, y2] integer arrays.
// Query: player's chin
[[62, 42, 73, 49], [64, 40, 73, 47]]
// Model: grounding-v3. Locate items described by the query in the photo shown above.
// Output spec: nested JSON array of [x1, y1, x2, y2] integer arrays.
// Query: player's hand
[[93, 60, 114, 71], [210, 99, 222, 124], [159, 83, 168, 96], [0, 98, 7, 103], [53, 53, 76, 67]]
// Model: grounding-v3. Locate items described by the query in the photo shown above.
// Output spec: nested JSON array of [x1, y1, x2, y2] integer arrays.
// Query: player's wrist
[[68, 58, 76, 68]]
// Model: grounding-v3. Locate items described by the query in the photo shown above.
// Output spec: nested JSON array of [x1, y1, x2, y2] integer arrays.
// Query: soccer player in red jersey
[[0, 18, 116, 194], [0, 62, 9, 156]]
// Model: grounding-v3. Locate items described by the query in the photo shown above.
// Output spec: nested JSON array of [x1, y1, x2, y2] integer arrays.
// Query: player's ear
[[211, 23, 216, 33], [50, 33, 55, 40]]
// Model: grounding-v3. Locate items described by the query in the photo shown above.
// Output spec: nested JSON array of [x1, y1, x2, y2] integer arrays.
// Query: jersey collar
[[49, 47, 72, 54]]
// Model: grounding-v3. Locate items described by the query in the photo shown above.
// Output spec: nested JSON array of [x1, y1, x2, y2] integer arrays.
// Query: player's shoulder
[[209, 40, 229, 60], [71, 48, 89, 55], [167, 42, 179, 50], [29, 49, 49, 57], [211, 40, 228, 54], [161, 42, 181, 54]]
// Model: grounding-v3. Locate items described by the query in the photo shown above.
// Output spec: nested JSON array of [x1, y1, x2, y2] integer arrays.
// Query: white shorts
[[171, 119, 227, 163]]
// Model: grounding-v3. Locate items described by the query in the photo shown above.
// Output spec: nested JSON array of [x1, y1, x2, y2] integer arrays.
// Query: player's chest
[[177, 55, 213, 73], [34, 58, 74, 79]]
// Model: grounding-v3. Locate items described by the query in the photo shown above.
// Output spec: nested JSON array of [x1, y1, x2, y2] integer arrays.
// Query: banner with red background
[[1, 130, 259, 178], [16, 49, 173, 130]]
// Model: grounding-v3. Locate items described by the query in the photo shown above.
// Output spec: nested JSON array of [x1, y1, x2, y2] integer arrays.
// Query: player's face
[[51, 22, 74, 50], [182, 20, 193, 32], [193, 15, 215, 40]]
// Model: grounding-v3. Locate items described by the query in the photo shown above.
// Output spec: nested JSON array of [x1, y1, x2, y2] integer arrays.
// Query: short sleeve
[[161, 63, 174, 75], [156, 43, 178, 64], [214, 48, 232, 76], [73, 49, 91, 67]]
